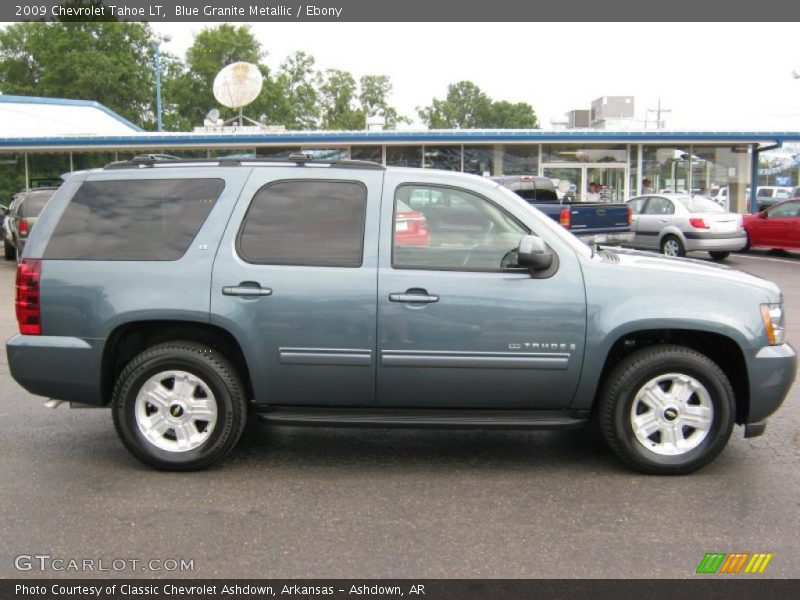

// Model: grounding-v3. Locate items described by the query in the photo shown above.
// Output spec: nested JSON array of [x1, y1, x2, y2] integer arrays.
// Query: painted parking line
[[734, 254, 800, 265]]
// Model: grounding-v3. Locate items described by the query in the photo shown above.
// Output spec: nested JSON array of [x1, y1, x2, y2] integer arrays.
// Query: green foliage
[[318, 69, 363, 130], [267, 51, 320, 129], [487, 100, 539, 129], [418, 81, 492, 128], [0, 21, 155, 128], [0, 23, 535, 134], [358, 75, 410, 129], [418, 81, 538, 129]]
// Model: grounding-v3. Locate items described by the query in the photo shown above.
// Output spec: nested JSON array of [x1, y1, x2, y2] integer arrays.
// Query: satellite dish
[[206, 108, 220, 121], [213, 62, 263, 109]]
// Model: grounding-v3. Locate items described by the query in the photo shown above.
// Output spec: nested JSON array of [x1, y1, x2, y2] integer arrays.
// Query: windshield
[[676, 196, 725, 213], [493, 184, 592, 258]]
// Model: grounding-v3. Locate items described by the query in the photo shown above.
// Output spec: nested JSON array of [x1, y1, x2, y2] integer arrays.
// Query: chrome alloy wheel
[[662, 238, 681, 257], [629, 373, 714, 456], [134, 370, 218, 453]]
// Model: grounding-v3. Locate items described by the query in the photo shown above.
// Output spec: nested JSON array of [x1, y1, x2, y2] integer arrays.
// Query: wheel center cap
[[170, 404, 185, 418], [663, 407, 679, 421]]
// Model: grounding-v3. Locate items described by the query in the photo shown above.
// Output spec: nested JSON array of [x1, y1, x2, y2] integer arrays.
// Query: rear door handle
[[222, 283, 273, 297], [389, 290, 439, 304]]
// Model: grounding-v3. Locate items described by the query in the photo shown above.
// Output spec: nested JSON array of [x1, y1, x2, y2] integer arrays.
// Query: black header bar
[[3, 579, 800, 600], [3, 0, 800, 22]]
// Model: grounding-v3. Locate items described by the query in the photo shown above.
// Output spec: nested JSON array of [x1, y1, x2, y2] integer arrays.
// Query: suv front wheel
[[598, 345, 735, 475], [112, 341, 247, 470]]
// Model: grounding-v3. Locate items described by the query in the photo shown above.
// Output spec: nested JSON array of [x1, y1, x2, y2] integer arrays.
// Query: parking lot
[[0, 249, 798, 579]]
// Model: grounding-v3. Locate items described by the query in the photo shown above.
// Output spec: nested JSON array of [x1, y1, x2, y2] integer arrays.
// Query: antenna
[[212, 62, 264, 126]]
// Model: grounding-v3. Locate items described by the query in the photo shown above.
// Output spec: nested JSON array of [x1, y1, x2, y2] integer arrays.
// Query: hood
[[597, 247, 780, 298]]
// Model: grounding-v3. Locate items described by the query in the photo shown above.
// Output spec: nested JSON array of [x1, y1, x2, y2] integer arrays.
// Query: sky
[[145, 21, 800, 131]]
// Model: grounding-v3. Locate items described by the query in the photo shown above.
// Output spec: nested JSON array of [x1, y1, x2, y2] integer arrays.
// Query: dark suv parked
[[7, 157, 796, 473]]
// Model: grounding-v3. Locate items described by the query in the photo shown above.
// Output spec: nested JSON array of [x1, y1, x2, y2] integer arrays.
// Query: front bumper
[[6, 334, 104, 405], [746, 343, 796, 424], [578, 231, 634, 246]]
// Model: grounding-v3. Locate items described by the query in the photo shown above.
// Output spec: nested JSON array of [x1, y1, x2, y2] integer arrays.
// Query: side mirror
[[759, 211, 768, 219], [518, 235, 554, 271]]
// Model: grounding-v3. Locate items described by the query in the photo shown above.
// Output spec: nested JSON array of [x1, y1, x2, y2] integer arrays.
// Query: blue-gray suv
[[7, 156, 797, 473]]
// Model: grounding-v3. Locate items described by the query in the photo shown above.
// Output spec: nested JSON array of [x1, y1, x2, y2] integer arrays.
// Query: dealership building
[[2, 94, 800, 213]]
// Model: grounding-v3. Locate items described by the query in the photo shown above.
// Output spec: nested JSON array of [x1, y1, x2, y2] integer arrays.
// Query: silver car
[[625, 193, 747, 260]]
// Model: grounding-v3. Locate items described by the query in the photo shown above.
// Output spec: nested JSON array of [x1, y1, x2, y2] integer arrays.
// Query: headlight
[[760, 303, 785, 345]]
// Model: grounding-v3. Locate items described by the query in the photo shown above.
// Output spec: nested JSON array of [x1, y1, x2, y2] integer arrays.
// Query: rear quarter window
[[237, 179, 367, 267], [43, 178, 224, 260]]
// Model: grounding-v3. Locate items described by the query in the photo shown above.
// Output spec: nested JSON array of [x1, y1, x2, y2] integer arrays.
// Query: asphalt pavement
[[0, 249, 798, 579]]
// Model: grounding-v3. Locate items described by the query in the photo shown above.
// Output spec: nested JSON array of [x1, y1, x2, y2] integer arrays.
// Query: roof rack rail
[[103, 156, 386, 170]]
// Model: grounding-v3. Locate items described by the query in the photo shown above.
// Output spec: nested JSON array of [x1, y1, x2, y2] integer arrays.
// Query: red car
[[742, 198, 800, 251], [394, 200, 430, 247]]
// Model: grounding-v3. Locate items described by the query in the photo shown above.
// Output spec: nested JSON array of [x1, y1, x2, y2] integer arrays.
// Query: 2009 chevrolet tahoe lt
[[7, 156, 796, 473]]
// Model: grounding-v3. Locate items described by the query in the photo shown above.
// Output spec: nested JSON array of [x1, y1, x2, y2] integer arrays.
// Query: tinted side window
[[238, 180, 367, 267], [44, 179, 224, 261], [643, 196, 674, 215], [628, 197, 648, 214], [393, 184, 528, 271]]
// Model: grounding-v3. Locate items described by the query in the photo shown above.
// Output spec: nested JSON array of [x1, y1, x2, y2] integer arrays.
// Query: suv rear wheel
[[4, 238, 15, 260], [112, 341, 247, 470], [598, 345, 735, 474]]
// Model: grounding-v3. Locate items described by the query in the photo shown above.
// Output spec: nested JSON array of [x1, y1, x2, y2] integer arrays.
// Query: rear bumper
[[684, 232, 747, 252], [746, 343, 796, 424], [6, 334, 104, 405]]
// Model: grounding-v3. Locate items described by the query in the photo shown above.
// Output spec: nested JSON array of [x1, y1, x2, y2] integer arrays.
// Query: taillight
[[559, 206, 571, 229], [19, 219, 28, 235], [627, 206, 633, 226], [16, 259, 41, 335], [689, 218, 709, 229]]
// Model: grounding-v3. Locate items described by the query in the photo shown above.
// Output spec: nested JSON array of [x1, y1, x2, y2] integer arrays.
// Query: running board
[[256, 407, 589, 430]]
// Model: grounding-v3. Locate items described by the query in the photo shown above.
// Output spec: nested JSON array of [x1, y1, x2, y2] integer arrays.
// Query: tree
[[318, 69, 364, 130], [486, 100, 538, 129], [358, 75, 409, 129], [266, 51, 320, 129], [418, 81, 538, 129], [0, 21, 156, 128], [418, 81, 492, 129]]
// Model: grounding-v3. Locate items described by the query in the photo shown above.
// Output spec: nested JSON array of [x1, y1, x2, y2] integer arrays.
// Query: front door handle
[[222, 282, 273, 297], [389, 289, 439, 304]]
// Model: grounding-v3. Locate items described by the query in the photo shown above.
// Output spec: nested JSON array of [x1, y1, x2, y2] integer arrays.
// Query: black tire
[[598, 345, 735, 475], [112, 341, 247, 471], [3, 239, 14, 260], [660, 235, 685, 257], [709, 251, 729, 261]]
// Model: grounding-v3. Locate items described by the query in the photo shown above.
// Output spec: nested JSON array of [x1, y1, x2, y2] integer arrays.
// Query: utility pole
[[149, 33, 172, 132], [646, 97, 672, 129]]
